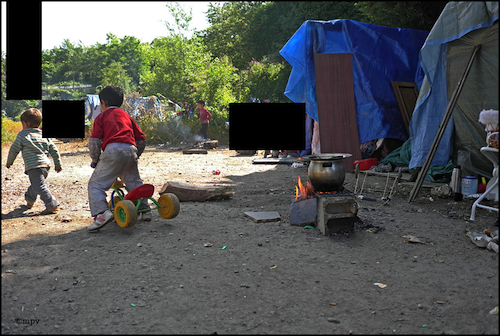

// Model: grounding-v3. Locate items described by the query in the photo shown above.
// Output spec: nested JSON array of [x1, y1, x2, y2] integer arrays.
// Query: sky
[[1, 1, 219, 53]]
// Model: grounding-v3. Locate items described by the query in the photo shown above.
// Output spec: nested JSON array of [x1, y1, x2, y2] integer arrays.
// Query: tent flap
[[409, 1, 499, 170]]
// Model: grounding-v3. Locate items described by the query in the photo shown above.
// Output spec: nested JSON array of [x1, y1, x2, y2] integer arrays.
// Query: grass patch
[[2, 118, 22, 145]]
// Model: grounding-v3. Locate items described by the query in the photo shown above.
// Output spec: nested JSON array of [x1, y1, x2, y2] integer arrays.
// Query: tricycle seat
[[124, 184, 155, 201]]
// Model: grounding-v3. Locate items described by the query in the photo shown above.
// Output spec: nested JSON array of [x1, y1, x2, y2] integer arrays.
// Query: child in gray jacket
[[6, 108, 62, 214]]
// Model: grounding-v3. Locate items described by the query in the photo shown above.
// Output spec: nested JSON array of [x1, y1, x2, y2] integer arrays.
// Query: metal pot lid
[[303, 153, 352, 161]]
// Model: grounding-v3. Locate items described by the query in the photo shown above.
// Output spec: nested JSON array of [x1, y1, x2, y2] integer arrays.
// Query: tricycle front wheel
[[114, 200, 138, 228]]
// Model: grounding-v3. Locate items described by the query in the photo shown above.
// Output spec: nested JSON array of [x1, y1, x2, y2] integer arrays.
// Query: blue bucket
[[461, 176, 478, 197]]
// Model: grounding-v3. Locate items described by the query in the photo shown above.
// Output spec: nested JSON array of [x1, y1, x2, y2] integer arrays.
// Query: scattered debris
[[466, 229, 498, 253], [489, 306, 499, 315], [431, 184, 451, 197], [487, 241, 499, 253], [403, 235, 425, 244], [366, 226, 383, 234], [291, 162, 308, 168], [137, 243, 143, 247], [204, 243, 213, 247], [221, 245, 227, 250], [329, 302, 337, 306], [436, 301, 445, 304], [373, 283, 387, 288]]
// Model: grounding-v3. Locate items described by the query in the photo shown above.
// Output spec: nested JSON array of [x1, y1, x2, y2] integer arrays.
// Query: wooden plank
[[408, 45, 480, 202], [313, 53, 361, 170], [182, 149, 208, 155], [244, 211, 281, 223], [391, 81, 419, 137], [252, 158, 295, 164]]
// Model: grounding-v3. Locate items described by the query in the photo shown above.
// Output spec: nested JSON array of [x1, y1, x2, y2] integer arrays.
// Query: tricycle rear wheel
[[157, 193, 180, 219]]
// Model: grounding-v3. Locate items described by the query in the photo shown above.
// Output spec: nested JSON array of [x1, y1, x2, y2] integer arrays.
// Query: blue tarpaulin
[[279, 19, 429, 146]]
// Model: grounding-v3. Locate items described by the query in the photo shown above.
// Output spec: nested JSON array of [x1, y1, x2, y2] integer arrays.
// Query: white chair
[[470, 131, 499, 221]]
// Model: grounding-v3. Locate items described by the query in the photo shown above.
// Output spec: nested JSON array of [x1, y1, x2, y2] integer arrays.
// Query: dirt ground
[[1, 142, 498, 335]]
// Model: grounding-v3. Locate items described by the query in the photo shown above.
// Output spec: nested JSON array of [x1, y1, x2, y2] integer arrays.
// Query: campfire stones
[[290, 197, 317, 226], [316, 192, 358, 235], [290, 186, 358, 235]]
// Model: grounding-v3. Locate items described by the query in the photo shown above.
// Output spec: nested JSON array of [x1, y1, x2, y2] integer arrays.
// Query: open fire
[[294, 176, 338, 201]]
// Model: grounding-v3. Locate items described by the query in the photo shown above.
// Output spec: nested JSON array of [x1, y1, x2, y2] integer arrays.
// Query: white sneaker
[[87, 210, 114, 231]]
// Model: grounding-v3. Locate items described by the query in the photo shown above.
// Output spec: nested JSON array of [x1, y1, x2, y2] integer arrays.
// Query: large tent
[[409, 1, 498, 177], [279, 19, 429, 156]]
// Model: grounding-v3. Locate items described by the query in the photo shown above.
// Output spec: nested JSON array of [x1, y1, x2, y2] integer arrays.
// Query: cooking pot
[[304, 154, 352, 192]]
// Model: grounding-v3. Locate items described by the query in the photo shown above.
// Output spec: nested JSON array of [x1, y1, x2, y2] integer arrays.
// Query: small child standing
[[195, 100, 211, 140], [5, 108, 62, 214], [87, 85, 149, 231]]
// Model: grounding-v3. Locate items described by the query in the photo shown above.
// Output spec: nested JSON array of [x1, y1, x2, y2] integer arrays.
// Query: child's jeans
[[88, 143, 149, 217], [25, 167, 59, 209]]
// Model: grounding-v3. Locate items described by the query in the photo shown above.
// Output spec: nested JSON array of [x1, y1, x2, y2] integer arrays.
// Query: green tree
[[101, 61, 132, 93], [356, 1, 448, 31], [190, 54, 240, 118], [142, 35, 210, 104], [201, 1, 263, 70], [241, 57, 285, 102], [164, 2, 194, 38]]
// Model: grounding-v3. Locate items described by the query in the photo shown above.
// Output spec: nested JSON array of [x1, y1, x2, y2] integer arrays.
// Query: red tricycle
[[107, 178, 180, 228]]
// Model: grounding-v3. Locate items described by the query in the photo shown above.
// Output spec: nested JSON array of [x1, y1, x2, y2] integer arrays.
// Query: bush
[[136, 112, 192, 145], [2, 118, 22, 144]]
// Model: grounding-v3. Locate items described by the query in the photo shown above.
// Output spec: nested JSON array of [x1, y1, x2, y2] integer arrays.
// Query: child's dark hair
[[99, 85, 124, 107], [20, 108, 42, 128], [197, 100, 205, 106]]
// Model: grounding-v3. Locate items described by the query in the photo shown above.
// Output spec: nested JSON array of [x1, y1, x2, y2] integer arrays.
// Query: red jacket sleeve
[[90, 114, 104, 139]]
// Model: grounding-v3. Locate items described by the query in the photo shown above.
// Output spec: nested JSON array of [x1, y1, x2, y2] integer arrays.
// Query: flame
[[294, 176, 338, 201], [295, 176, 307, 201], [295, 176, 316, 201]]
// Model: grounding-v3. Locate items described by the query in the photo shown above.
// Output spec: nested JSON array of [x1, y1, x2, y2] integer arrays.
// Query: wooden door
[[313, 53, 361, 170], [391, 81, 419, 137]]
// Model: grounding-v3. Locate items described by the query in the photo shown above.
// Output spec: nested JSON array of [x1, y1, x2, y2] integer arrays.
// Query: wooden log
[[203, 140, 218, 149], [159, 181, 235, 201]]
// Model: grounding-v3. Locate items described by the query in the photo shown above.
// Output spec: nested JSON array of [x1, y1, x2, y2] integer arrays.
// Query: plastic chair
[[470, 145, 498, 220]]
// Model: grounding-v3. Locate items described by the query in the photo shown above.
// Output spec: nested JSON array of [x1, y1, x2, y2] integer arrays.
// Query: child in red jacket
[[87, 85, 149, 231]]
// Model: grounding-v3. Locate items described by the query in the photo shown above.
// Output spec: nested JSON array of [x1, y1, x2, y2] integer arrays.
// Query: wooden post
[[408, 45, 480, 202]]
